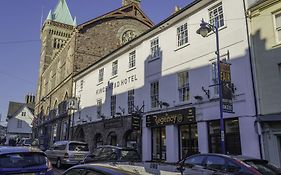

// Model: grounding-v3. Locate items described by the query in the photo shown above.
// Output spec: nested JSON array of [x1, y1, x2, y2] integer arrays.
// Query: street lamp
[[197, 18, 225, 154]]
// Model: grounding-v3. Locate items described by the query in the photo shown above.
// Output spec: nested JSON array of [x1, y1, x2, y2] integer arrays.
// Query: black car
[[82, 145, 141, 164], [62, 163, 136, 175], [178, 153, 281, 175]]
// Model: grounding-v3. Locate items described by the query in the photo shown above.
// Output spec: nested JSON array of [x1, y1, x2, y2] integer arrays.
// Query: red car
[[178, 153, 281, 175]]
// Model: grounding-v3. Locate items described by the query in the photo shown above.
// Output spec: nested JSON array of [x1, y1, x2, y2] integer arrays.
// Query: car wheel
[[56, 158, 62, 168]]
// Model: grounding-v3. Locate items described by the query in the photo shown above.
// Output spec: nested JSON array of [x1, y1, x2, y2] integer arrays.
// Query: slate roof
[[7, 102, 35, 119], [7, 102, 25, 119]]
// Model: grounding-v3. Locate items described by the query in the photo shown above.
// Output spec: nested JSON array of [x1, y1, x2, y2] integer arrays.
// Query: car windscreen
[[244, 160, 281, 175], [119, 149, 140, 161], [0, 152, 47, 168], [69, 143, 89, 151], [25, 139, 33, 145]]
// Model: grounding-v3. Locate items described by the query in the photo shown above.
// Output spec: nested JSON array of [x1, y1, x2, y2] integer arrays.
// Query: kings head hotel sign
[[146, 107, 196, 127]]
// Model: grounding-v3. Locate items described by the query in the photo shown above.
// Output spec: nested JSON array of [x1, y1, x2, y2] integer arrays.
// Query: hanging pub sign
[[220, 61, 233, 113], [146, 107, 195, 127], [131, 115, 141, 131]]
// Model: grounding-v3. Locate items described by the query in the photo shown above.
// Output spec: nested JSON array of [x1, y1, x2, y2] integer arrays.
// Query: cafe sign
[[146, 107, 195, 127]]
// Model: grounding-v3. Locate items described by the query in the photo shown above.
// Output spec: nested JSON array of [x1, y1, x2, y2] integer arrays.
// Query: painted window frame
[[150, 81, 159, 108], [98, 68, 104, 83], [177, 23, 189, 47], [178, 71, 190, 102], [209, 2, 225, 29], [112, 60, 118, 76], [129, 50, 136, 69], [150, 38, 160, 59], [128, 89, 135, 114], [273, 11, 281, 44], [110, 95, 116, 116]]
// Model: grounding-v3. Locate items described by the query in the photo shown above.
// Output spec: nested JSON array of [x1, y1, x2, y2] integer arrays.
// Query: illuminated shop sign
[[146, 107, 196, 127]]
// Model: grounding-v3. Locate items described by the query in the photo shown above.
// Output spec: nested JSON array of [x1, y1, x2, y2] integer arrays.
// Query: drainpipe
[[242, 0, 263, 159]]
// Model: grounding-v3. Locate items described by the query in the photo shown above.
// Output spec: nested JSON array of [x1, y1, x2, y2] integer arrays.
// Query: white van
[[45, 140, 89, 168]]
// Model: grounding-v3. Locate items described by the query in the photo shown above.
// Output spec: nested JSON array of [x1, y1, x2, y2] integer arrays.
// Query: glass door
[[179, 123, 198, 159], [152, 127, 166, 161]]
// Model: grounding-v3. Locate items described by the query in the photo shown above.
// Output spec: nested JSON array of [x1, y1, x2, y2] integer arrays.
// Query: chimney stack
[[25, 93, 35, 104], [174, 5, 181, 13]]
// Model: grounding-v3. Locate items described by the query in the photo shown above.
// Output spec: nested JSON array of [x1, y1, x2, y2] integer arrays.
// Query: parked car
[[17, 138, 39, 147], [178, 153, 281, 175], [45, 140, 89, 168], [62, 163, 137, 175], [0, 146, 53, 175], [82, 145, 141, 164]]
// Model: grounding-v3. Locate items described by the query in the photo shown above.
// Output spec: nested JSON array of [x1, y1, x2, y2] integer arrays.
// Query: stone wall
[[74, 18, 150, 72]]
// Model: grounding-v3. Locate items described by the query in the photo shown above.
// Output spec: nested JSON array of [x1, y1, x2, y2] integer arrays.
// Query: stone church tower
[[36, 0, 76, 103], [34, 0, 153, 148], [40, 0, 76, 73]]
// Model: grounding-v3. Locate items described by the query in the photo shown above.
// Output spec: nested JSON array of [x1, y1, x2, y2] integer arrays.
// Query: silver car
[[45, 141, 89, 168]]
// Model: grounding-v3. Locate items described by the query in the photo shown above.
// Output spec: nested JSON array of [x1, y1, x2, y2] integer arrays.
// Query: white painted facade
[[6, 106, 34, 141], [73, 0, 260, 163]]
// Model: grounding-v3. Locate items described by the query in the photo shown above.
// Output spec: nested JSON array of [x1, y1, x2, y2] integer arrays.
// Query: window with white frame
[[275, 12, 281, 43], [129, 51, 136, 69], [98, 68, 104, 83], [128, 89, 134, 114], [21, 112, 26, 116], [80, 80, 84, 92], [177, 23, 188, 47], [150, 81, 159, 108], [211, 61, 219, 96], [112, 60, 118, 76], [178, 71, 190, 102], [209, 2, 224, 28], [97, 99, 102, 118], [150, 38, 160, 58], [111, 95, 116, 116], [17, 119, 22, 128]]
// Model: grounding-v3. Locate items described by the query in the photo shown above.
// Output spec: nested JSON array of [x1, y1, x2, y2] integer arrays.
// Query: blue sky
[[0, 0, 192, 125]]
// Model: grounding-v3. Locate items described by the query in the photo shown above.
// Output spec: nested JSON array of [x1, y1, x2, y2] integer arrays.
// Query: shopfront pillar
[[142, 126, 152, 161], [239, 116, 260, 158], [197, 121, 208, 153], [166, 125, 179, 162]]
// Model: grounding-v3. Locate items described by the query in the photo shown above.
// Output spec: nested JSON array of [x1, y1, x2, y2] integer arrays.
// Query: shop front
[[146, 107, 198, 162]]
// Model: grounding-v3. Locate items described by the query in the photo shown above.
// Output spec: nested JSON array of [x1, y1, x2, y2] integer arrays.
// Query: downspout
[[242, 0, 263, 159]]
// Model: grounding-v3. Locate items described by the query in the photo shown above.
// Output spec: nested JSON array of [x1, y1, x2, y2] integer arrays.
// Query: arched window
[[94, 133, 103, 148], [53, 100, 58, 109], [64, 92, 68, 101], [107, 132, 117, 146]]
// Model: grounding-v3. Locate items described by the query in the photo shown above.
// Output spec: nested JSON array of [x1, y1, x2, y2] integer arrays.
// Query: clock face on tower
[[122, 30, 137, 44]]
